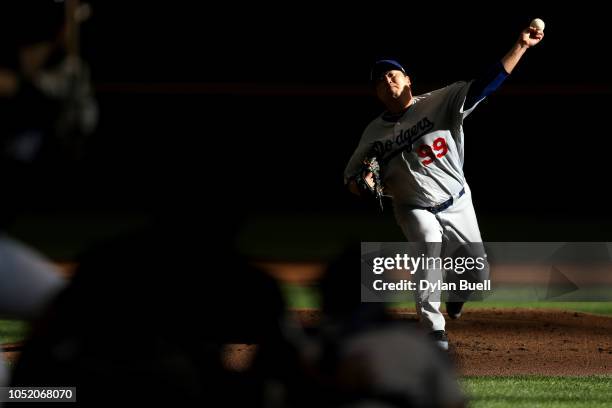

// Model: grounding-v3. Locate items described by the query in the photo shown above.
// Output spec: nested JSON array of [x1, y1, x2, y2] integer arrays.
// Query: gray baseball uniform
[[345, 81, 476, 207], [345, 66, 504, 331]]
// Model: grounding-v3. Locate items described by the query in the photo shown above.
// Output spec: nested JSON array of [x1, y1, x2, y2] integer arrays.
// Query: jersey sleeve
[[343, 131, 373, 184], [464, 61, 509, 110], [446, 81, 477, 121], [449, 62, 510, 121]]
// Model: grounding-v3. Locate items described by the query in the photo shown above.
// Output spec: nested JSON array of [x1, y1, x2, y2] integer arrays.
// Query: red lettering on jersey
[[417, 137, 449, 166], [433, 137, 448, 158], [417, 144, 435, 165]]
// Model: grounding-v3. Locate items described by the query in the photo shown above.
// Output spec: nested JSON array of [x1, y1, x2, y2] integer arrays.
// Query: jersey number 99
[[416, 137, 448, 166]]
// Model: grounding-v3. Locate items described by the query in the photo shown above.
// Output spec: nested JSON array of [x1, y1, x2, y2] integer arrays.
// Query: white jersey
[[345, 81, 482, 207]]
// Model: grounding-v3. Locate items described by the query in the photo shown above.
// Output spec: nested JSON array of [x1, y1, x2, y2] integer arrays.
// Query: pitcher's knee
[[410, 225, 442, 242]]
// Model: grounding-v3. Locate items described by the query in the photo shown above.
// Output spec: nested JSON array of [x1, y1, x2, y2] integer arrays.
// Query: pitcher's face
[[375, 70, 411, 102]]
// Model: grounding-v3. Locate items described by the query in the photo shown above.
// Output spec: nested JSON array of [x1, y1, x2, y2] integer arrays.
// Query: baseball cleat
[[446, 302, 464, 320], [429, 330, 449, 351]]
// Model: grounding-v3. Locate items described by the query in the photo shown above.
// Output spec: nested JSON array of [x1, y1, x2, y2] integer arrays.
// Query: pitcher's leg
[[394, 207, 445, 332], [414, 262, 445, 331], [437, 185, 490, 306]]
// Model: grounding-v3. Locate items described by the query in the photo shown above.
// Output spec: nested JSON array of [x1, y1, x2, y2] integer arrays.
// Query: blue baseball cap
[[370, 59, 406, 82]]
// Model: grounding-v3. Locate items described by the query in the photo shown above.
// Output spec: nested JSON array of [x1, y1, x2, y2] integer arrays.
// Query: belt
[[422, 187, 465, 214]]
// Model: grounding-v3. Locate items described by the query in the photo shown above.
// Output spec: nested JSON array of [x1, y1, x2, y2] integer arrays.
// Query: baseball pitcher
[[345, 21, 544, 350]]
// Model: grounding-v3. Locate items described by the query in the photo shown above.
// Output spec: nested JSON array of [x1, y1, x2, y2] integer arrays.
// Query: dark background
[[4, 3, 612, 253]]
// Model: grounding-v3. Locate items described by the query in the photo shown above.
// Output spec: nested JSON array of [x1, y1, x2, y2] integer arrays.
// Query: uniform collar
[[381, 98, 416, 122]]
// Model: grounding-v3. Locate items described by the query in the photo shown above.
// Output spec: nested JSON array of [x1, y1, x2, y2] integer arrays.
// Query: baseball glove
[[354, 156, 384, 211]]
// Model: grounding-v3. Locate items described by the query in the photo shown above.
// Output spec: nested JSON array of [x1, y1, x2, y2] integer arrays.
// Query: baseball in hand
[[530, 18, 545, 31]]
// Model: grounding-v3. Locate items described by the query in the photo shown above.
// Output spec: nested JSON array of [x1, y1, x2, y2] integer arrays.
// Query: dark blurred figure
[[294, 244, 466, 408], [0, 2, 95, 388], [8, 222, 293, 406], [0, 1, 97, 166], [0, 1, 97, 229], [0, 234, 66, 390]]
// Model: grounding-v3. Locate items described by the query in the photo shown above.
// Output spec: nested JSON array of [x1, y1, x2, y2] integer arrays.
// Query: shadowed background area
[[2, 3, 612, 259]]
